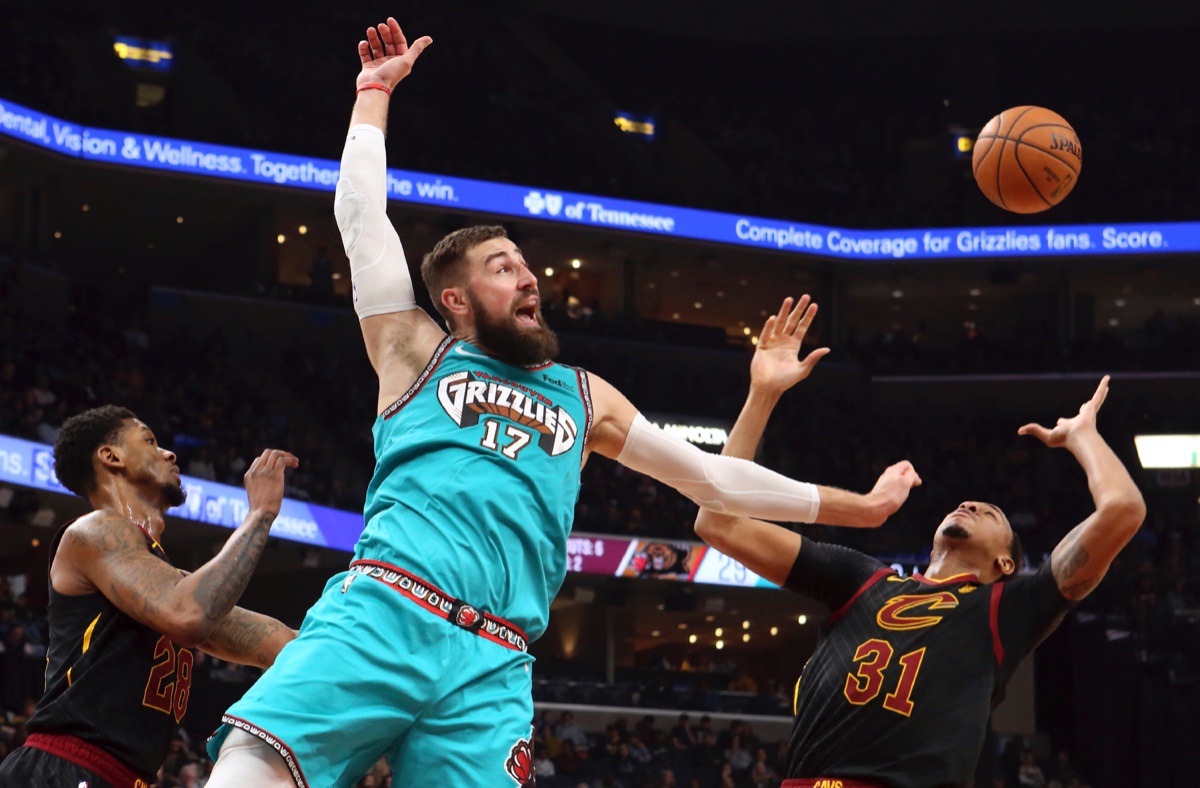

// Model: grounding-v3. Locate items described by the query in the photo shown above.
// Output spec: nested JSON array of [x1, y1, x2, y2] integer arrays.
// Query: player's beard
[[163, 479, 187, 508], [942, 522, 970, 539], [470, 293, 560, 366]]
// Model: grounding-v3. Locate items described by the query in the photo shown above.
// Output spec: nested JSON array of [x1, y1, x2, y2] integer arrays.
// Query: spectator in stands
[[724, 734, 753, 779], [557, 710, 589, 751], [554, 740, 584, 779], [750, 747, 778, 787], [534, 743, 557, 782]]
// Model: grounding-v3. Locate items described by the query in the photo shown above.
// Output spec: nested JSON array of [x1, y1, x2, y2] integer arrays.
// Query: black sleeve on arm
[[784, 539, 889, 611], [993, 561, 1076, 671]]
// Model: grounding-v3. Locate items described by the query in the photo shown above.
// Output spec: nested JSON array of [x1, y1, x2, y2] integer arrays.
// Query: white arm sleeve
[[334, 124, 417, 319], [616, 414, 821, 523]]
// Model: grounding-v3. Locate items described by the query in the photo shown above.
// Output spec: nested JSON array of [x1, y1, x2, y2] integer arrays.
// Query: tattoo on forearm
[[192, 512, 274, 622], [204, 608, 292, 667]]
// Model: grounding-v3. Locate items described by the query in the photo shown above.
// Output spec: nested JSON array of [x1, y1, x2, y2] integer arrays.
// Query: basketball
[[972, 106, 1082, 214]]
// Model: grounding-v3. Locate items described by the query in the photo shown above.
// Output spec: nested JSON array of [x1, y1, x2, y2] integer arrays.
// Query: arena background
[[1, 3, 1197, 786]]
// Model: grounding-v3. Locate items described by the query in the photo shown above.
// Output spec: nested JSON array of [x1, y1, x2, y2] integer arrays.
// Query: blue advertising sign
[[1, 95, 1196, 261], [0, 433, 362, 552]]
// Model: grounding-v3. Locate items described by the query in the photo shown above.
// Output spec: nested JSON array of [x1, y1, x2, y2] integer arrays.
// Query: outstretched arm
[[1019, 376, 1146, 600], [336, 17, 445, 413], [690, 298, 919, 584], [59, 450, 298, 648]]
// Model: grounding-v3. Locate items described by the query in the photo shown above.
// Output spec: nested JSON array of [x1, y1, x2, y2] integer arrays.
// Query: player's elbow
[[166, 609, 217, 648], [693, 511, 734, 550], [1100, 494, 1146, 535]]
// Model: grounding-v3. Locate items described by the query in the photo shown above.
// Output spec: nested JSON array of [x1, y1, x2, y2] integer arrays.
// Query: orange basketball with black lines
[[972, 106, 1082, 214]]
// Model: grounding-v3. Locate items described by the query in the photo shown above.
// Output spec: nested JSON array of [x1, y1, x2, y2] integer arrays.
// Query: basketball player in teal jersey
[[206, 17, 921, 787]]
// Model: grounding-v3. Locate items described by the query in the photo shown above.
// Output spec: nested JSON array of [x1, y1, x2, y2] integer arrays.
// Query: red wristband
[[356, 82, 393, 97]]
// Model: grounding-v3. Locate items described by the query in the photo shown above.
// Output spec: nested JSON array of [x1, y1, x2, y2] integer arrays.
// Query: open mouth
[[514, 300, 540, 329]]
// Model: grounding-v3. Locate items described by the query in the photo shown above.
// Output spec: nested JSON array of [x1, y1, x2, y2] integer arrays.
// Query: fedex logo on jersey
[[437, 371, 579, 456]]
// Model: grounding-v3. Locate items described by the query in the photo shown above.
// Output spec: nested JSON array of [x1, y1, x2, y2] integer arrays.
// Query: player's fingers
[[274, 451, 300, 468], [366, 26, 382, 60], [1017, 423, 1050, 441], [784, 295, 810, 335], [1092, 375, 1110, 409], [760, 315, 776, 341], [406, 35, 432, 64], [774, 297, 793, 330], [358, 40, 371, 65], [801, 347, 831, 369], [795, 302, 818, 336], [378, 22, 395, 57]]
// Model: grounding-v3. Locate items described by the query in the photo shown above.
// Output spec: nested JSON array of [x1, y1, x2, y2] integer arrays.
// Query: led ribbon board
[[2, 97, 1198, 261]]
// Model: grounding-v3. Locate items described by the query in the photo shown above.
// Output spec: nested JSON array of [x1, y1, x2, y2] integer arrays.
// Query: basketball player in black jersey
[[0, 405, 300, 788], [693, 297, 1145, 788]]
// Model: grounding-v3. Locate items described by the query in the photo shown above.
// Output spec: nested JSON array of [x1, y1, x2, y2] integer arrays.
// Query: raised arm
[[586, 297, 920, 548], [336, 17, 445, 413], [58, 450, 298, 648], [1018, 376, 1146, 600], [688, 297, 919, 583]]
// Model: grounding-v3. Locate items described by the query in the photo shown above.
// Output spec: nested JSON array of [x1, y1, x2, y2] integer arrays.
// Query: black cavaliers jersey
[[783, 540, 1073, 788], [28, 519, 194, 781]]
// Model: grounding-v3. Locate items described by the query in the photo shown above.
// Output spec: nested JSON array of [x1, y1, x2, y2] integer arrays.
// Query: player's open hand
[[1018, 375, 1109, 449], [357, 17, 432, 91], [244, 449, 300, 519], [867, 460, 922, 526], [749, 296, 831, 396]]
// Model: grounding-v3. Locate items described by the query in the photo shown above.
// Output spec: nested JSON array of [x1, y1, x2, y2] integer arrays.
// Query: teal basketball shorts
[[207, 560, 538, 787]]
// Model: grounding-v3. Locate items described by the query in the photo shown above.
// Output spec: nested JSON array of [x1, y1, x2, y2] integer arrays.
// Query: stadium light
[[1135, 435, 1200, 468]]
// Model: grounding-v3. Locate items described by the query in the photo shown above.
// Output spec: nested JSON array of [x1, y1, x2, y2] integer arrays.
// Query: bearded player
[[0, 406, 297, 788], [694, 297, 1146, 788], [204, 18, 921, 788]]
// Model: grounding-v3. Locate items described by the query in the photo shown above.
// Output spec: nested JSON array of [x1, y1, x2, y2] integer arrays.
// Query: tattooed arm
[[1019, 377, 1146, 600], [59, 449, 299, 647], [199, 607, 297, 669]]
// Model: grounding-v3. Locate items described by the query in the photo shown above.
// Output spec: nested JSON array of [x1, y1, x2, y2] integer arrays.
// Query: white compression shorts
[[334, 124, 417, 320], [616, 414, 820, 523]]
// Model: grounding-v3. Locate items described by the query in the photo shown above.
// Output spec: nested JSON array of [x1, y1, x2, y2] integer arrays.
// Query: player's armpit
[[363, 310, 447, 414], [199, 607, 297, 670], [581, 371, 639, 459], [1049, 496, 1145, 601], [694, 511, 801, 587]]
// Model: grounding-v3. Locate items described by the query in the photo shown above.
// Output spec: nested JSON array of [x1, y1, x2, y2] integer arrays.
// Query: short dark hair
[[420, 225, 508, 321], [54, 405, 137, 498]]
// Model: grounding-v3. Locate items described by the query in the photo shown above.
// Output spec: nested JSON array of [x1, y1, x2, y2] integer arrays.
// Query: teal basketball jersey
[[357, 336, 593, 641]]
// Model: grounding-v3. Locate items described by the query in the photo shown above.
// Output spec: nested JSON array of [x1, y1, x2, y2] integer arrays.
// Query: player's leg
[[389, 631, 537, 786], [207, 729, 295, 786], [207, 570, 447, 787]]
